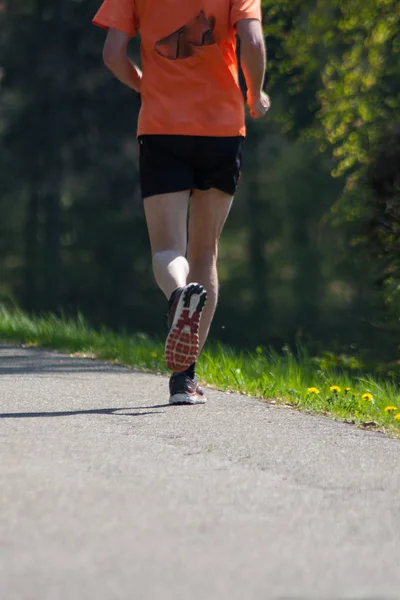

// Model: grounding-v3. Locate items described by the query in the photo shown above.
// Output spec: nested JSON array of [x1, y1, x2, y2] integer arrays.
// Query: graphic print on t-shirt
[[155, 11, 216, 60]]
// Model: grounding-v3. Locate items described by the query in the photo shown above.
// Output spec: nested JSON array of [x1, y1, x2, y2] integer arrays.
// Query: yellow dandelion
[[362, 393, 373, 401], [394, 414, 400, 422], [307, 387, 320, 394], [151, 352, 158, 358], [345, 387, 351, 392], [353, 393, 359, 397], [384, 406, 398, 413], [330, 385, 341, 393]]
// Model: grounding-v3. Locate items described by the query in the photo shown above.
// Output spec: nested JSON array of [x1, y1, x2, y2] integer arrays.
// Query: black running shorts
[[138, 135, 244, 198]]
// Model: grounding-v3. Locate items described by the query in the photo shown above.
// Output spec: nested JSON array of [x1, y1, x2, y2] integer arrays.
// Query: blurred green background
[[0, 0, 399, 361]]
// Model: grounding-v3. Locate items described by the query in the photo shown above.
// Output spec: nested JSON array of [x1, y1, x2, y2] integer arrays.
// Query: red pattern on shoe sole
[[165, 307, 201, 372]]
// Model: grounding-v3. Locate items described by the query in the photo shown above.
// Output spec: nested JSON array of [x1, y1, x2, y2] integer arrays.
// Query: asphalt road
[[1, 345, 400, 600]]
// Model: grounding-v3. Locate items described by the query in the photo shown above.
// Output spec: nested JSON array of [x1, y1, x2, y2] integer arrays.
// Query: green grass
[[1, 306, 399, 434]]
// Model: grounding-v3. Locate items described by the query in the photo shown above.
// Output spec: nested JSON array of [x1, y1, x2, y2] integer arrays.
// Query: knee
[[152, 248, 186, 261]]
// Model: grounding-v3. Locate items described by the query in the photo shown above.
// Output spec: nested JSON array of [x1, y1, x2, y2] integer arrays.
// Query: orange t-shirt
[[93, 0, 261, 137]]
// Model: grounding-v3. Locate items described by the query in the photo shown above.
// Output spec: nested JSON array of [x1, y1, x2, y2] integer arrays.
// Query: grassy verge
[[1, 306, 399, 434]]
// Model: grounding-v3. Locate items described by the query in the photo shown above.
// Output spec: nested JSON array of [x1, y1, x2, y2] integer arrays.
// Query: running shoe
[[165, 282, 207, 373], [169, 372, 207, 405]]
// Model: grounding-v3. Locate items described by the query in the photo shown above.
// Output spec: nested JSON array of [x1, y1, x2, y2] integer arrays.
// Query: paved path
[[1, 345, 400, 600]]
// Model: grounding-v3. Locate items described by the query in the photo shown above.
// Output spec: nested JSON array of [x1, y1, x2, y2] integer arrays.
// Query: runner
[[93, 0, 270, 404]]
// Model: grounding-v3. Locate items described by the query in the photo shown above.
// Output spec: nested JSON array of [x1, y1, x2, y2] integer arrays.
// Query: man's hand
[[103, 28, 142, 93], [247, 91, 271, 119], [237, 19, 269, 120]]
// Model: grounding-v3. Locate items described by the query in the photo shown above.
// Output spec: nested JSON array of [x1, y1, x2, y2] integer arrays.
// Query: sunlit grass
[[0, 306, 399, 434]]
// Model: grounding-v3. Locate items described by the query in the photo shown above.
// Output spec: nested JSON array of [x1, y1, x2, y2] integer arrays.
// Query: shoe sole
[[165, 283, 207, 373], [169, 392, 207, 405]]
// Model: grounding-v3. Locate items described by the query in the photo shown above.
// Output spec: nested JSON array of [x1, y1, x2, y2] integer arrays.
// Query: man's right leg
[[188, 135, 243, 353], [187, 188, 234, 352]]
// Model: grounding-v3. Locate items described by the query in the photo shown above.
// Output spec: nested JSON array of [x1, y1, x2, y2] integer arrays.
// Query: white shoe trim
[[169, 392, 207, 405]]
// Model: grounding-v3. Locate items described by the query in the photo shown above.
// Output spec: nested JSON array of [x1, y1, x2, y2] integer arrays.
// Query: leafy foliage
[[263, 0, 400, 179], [263, 0, 400, 310], [364, 126, 400, 309]]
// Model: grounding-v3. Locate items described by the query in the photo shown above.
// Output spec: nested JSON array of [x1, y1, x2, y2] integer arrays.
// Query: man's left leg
[[143, 190, 190, 299], [144, 190, 207, 382]]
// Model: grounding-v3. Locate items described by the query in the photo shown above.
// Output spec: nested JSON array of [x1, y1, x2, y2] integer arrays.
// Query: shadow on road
[[0, 405, 170, 419], [0, 346, 133, 375]]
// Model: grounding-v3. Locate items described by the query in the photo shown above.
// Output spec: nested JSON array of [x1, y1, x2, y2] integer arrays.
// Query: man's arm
[[103, 29, 142, 93], [236, 19, 270, 119]]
